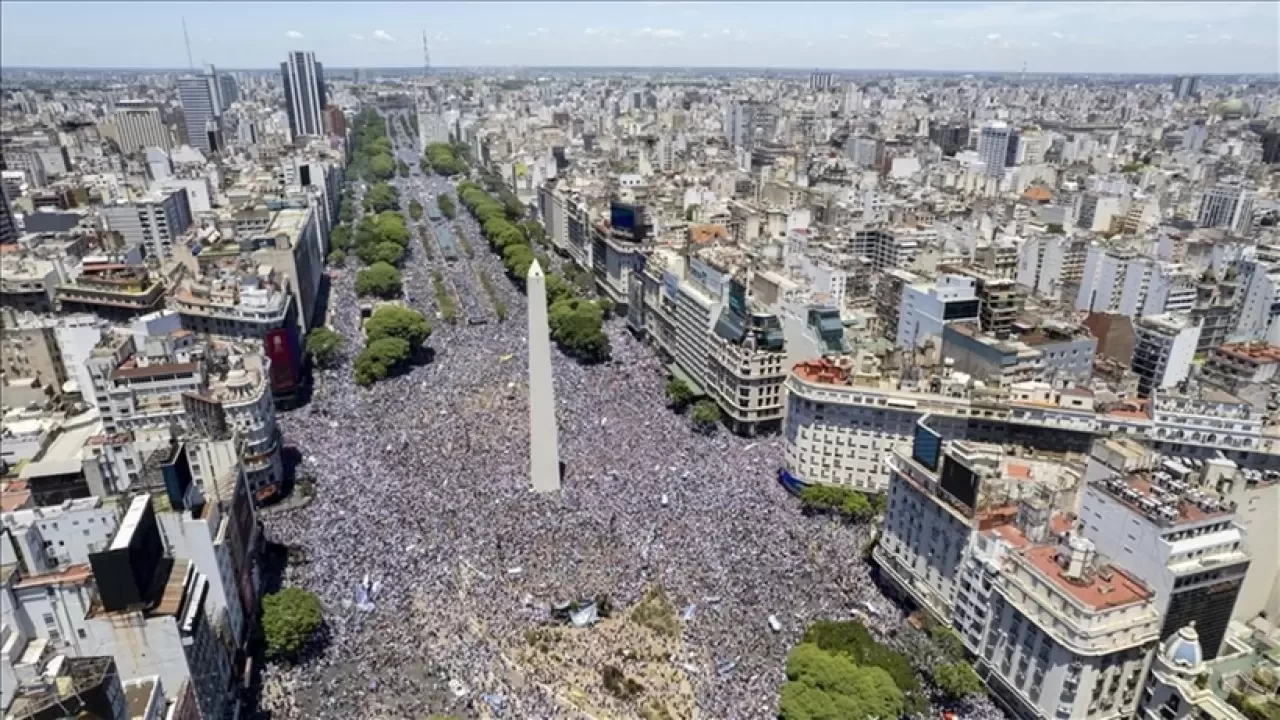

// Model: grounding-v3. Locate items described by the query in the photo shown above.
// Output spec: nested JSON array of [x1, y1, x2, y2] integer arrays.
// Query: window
[[77, 628, 87, 639]]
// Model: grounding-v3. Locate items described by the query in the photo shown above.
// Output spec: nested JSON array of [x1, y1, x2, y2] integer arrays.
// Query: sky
[[2, 1, 1277, 74]]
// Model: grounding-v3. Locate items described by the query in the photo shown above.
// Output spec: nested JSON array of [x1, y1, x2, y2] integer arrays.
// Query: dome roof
[[1161, 624, 1204, 675]]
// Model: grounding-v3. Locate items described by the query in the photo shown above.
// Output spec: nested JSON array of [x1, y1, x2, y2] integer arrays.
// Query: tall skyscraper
[[113, 100, 170, 153], [281, 51, 327, 139], [526, 260, 561, 493], [1172, 75, 1201, 100], [218, 74, 239, 111], [177, 69, 222, 154], [977, 121, 1019, 177], [0, 182, 17, 245]]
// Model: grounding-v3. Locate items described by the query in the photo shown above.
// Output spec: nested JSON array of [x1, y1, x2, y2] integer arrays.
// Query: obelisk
[[527, 260, 561, 493]]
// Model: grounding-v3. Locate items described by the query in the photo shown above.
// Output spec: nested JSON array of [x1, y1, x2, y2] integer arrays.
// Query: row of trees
[[799, 484, 887, 523], [423, 142, 469, 176], [354, 305, 431, 386], [664, 378, 722, 434], [456, 180, 610, 363], [347, 109, 396, 182]]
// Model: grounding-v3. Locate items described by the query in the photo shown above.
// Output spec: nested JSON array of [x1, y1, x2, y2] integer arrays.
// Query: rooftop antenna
[[182, 17, 194, 70], [422, 30, 431, 76]]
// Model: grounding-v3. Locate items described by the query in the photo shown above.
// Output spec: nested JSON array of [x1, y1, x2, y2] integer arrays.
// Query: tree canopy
[[354, 337, 411, 387], [305, 327, 345, 368], [549, 298, 611, 363], [355, 262, 402, 298], [800, 485, 883, 522], [327, 249, 346, 267], [425, 142, 468, 176], [347, 108, 395, 182], [363, 182, 401, 214], [365, 305, 431, 351], [665, 378, 694, 410], [409, 199, 424, 221], [261, 587, 323, 661], [362, 241, 404, 267], [933, 662, 985, 700], [780, 643, 905, 720], [690, 399, 721, 433]]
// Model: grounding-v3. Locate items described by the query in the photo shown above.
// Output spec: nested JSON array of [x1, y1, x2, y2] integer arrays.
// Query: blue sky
[[2, 1, 1277, 73]]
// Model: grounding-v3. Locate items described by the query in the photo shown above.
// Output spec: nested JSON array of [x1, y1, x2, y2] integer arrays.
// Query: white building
[[1233, 258, 1280, 343], [1132, 314, 1200, 396], [1080, 439, 1252, 660], [100, 188, 193, 261], [1196, 181, 1255, 236], [1, 497, 120, 573], [1075, 247, 1196, 318], [978, 121, 1017, 178], [896, 273, 980, 349]]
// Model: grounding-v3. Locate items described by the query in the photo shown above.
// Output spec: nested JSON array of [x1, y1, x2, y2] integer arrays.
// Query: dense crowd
[[258, 119, 1010, 719]]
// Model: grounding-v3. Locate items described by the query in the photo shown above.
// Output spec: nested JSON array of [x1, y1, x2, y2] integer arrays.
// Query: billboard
[[663, 270, 679, 301], [266, 326, 301, 395], [611, 202, 638, 231], [688, 258, 724, 298], [940, 457, 980, 515]]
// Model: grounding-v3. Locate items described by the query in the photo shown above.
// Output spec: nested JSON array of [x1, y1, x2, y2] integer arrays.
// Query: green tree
[[520, 220, 547, 246], [373, 211, 410, 246], [363, 182, 400, 213], [331, 224, 352, 251], [438, 194, 456, 219], [502, 243, 536, 280], [368, 153, 395, 180], [929, 624, 968, 663], [780, 643, 905, 720], [933, 662, 985, 700], [339, 199, 355, 223], [355, 262, 402, 298], [548, 298, 611, 362], [543, 272, 574, 306], [690, 399, 720, 434], [802, 620, 924, 714], [396, 160, 410, 177], [409, 199, 424, 221], [365, 305, 431, 351], [665, 378, 694, 409], [800, 485, 876, 522], [305, 327, 346, 368], [354, 337, 411, 386], [369, 241, 404, 266], [261, 587, 323, 661], [327, 249, 346, 267]]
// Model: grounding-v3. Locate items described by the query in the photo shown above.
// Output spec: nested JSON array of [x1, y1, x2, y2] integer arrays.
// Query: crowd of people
[[258, 120, 1011, 719]]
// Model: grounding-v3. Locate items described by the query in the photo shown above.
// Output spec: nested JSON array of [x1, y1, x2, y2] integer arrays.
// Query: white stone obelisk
[[527, 260, 561, 493]]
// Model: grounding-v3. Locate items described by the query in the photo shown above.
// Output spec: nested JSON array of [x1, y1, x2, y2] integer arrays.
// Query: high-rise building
[[0, 182, 17, 245], [977, 121, 1018, 177], [113, 100, 170, 153], [177, 71, 222, 154], [322, 105, 347, 138], [929, 121, 970, 157], [1081, 439, 1251, 660], [281, 51, 327, 139], [1262, 129, 1280, 164], [218, 73, 239, 111], [808, 71, 834, 91], [1172, 75, 1201, 100], [1197, 180, 1255, 235]]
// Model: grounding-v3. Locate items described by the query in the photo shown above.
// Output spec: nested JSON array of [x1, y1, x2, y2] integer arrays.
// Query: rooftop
[[1214, 342, 1280, 364], [110, 360, 201, 382], [1019, 543, 1153, 610]]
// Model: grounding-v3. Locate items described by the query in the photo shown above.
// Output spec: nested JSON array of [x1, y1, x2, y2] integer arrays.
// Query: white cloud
[[1051, 31, 1064, 38], [528, 27, 549, 37], [837, 34, 849, 40], [372, 29, 396, 44], [721, 28, 732, 35], [584, 27, 600, 36], [635, 27, 684, 39], [986, 32, 1002, 40], [349, 33, 364, 41], [285, 30, 304, 39]]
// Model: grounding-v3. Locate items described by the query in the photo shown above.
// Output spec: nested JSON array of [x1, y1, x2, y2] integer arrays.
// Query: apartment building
[[99, 189, 193, 261], [1, 496, 120, 573], [636, 249, 789, 435], [54, 262, 166, 320], [1081, 439, 1252, 660], [897, 273, 980, 349], [1132, 314, 1200, 397], [1017, 233, 1089, 302], [171, 262, 297, 341], [1141, 619, 1279, 720], [782, 358, 1098, 492], [1201, 342, 1280, 392]]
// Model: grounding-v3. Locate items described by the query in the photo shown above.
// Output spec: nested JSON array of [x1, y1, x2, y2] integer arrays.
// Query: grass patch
[[431, 270, 458, 324], [478, 271, 507, 322], [631, 586, 680, 637]]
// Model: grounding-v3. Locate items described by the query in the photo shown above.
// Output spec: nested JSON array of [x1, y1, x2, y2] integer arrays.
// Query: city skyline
[[2, 1, 1278, 75]]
